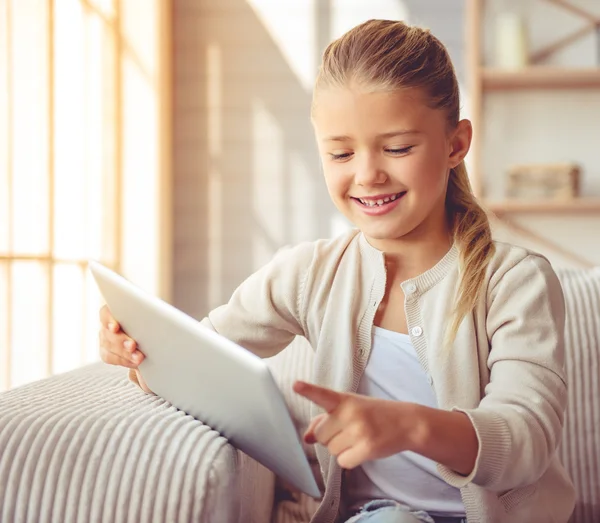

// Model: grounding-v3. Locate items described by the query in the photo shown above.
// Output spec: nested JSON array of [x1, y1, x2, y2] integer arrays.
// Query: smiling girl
[[99, 19, 575, 523]]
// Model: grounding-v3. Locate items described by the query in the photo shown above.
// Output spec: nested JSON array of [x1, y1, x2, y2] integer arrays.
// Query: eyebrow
[[323, 130, 422, 142]]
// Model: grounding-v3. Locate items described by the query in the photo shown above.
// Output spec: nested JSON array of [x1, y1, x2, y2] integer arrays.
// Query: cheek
[[323, 166, 350, 199], [405, 150, 448, 192]]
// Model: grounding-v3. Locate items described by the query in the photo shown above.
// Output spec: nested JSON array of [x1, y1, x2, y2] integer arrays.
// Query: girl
[[99, 19, 575, 523]]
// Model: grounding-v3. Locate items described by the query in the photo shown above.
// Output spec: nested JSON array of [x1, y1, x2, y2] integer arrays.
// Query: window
[[0, 0, 171, 391]]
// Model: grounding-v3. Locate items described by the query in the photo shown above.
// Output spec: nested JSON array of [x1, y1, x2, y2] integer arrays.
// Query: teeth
[[357, 193, 404, 207]]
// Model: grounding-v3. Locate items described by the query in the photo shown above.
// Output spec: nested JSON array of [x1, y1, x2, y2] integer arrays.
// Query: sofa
[[1, 268, 598, 523]]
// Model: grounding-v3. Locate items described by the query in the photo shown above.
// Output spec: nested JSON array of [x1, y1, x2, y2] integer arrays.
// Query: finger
[[100, 305, 121, 333], [116, 346, 144, 366], [117, 338, 144, 364], [107, 330, 139, 358], [304, 413, 327, 444], [293, 381, 342, 413], [100, 330, 143, 365], [99, 304, 109, 325], [121, 338, 144, 365], [313, 414, 343, 446], [336, 441, 371, 470], [326, 431, 353, 458], [100, 346, 139, 368], [135, 370, 154, 394], [122, 337, 137, 353]]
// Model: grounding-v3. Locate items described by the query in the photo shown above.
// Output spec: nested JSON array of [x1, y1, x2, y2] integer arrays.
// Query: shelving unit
[[485, 198, 600, 215], [482, 67, 600, 90], [465, 0, 600, 267]]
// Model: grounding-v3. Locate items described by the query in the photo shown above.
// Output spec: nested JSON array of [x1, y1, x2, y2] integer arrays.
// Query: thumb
[[293, 380, 343, 413]]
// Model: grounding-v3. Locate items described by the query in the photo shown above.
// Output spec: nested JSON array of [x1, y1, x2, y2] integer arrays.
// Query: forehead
[[312, 87, 445, 138]]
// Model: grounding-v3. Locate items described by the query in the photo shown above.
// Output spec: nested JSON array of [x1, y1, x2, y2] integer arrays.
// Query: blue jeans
[[345, 500, 466, 523]]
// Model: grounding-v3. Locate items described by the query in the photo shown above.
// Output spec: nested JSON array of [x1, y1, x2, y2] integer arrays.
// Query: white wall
[[172, 0, 600, 318]]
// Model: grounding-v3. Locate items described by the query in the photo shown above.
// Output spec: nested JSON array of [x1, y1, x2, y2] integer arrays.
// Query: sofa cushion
[[0, 363, 242, 523], [556, 268, 600, 523]]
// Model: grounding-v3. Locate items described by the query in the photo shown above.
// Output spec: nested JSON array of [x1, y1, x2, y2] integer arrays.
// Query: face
[[312, 86, 471, 249]]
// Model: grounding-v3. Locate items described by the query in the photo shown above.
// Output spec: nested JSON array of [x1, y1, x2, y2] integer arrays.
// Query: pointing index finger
[[293, 380, 342, 413]]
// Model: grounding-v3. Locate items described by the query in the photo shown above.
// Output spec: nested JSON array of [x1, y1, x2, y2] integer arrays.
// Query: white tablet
[[89, 261, 321, 498]]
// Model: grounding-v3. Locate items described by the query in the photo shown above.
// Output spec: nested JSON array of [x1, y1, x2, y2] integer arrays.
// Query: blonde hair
[[315, 19, 495, 344]]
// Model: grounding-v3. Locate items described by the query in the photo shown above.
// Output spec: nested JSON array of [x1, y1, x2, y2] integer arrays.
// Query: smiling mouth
[[351, 192, 406, 207]]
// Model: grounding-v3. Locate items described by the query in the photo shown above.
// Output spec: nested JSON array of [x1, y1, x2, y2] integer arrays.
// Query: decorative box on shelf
[[506, 162, 580, 200]]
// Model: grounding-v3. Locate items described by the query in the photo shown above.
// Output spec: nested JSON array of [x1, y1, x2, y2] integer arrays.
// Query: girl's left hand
[[293, 380, 421, 469]]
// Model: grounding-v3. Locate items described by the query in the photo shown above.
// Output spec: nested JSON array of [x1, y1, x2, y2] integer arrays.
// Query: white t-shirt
[[346, 327, 465, 517]]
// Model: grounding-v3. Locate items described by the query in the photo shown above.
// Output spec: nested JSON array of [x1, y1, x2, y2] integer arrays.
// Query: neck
[[366, 215, 453, 280]]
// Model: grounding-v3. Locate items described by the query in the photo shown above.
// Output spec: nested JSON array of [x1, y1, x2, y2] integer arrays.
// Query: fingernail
[[124, 340, 133, 350], [132, 351, 142, 362], [108, 322, 116, 331]]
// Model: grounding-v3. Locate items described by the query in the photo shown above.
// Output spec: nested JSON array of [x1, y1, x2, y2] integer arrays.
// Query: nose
[[354, 153, 387, 186]]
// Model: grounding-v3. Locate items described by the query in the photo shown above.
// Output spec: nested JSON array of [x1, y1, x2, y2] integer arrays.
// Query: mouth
[[351, 191, 407, 208]]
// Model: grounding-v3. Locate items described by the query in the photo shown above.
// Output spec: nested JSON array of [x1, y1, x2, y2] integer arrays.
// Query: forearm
[[409, 404, 479, 476]]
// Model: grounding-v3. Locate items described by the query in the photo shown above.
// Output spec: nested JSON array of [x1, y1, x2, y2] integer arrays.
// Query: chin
[[361, 224, 412, 242]]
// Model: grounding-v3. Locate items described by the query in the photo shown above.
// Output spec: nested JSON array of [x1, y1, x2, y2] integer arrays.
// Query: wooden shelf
[[484, 198, 600, 214], [482, 67, 600, 91]]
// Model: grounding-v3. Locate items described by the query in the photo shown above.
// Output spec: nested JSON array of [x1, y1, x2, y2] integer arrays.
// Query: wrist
[[405, 404, 479, 476], [403, 402, 433, 455]]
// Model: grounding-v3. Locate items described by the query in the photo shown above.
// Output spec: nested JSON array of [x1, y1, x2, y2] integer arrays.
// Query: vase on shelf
[[495, 12, 529, 70]]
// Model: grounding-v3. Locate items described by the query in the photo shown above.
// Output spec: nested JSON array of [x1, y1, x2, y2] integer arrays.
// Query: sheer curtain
[[0, 0, 172, 391]]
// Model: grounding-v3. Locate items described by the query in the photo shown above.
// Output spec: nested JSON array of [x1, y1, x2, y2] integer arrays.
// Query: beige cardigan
[[138, 229, 576, 522]]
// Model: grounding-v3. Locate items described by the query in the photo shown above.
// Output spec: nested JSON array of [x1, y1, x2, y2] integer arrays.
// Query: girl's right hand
[[99, 305, 153, 393], [98, 305, 144, 368]]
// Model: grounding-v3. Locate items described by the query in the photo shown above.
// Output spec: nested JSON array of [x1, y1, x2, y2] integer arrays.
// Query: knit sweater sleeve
[[440, 254, 567, 492], [198, 242, 316, 358]]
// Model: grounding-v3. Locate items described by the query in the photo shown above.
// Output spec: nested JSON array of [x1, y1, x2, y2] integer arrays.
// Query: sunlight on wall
[[246, 0, 316, 92], [245, 0, 408, 91], [207, 43, 223, 310], [252, 99, 286, 270], [289, 150, 318, 245]]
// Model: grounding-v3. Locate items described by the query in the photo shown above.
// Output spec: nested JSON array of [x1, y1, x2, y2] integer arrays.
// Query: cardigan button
[[405, 283, 417, 294], [411, 326, 423, 337]]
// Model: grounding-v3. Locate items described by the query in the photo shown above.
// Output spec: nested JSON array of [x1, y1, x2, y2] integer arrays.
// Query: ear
[[448, 119, 472, 169]]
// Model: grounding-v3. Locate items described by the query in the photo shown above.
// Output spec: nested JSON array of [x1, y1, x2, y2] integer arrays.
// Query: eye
[[329, 152, 353, 161], [385, 146, 414, 155]]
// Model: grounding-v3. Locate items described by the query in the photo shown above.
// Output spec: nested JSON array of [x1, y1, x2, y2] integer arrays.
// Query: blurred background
[[1, 0, 599, 391]]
